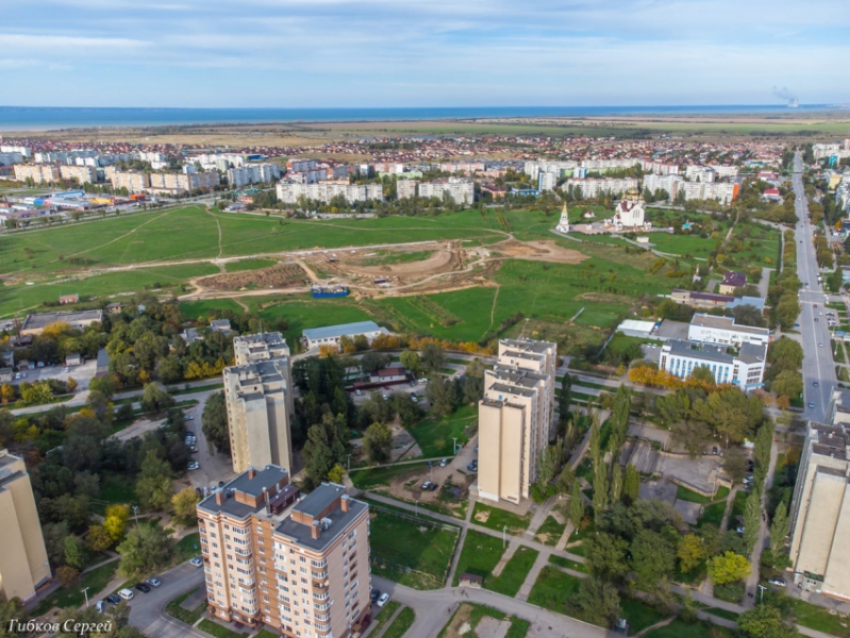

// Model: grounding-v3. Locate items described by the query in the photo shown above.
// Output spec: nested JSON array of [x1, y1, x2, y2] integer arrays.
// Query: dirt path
[[294, 257, 322, 284], [485, 285, 500, 338], [65, 210, 174, 261], [206, 207, 224, 259]]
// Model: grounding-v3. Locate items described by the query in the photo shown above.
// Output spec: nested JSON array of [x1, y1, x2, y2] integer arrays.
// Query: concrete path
[[516, 549, 550, 602], [369, 604, 405, 638], [491, 538, 519, 577], [744, 431, 780, 607], [524, 496, 557, 540]]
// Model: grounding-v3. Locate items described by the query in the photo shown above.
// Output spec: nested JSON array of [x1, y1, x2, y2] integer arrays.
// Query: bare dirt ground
[[371, 464, 472, 516], [488, 239, 587, 264], [442, 604, 474, 638], [192, 261, 308, 292]]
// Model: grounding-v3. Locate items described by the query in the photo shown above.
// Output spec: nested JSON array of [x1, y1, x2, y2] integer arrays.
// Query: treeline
[[767, 230, 801, 330]]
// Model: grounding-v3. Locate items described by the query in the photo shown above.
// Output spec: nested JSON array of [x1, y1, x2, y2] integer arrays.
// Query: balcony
[[235, 548, 253, 557], [311, 570, 329, 580], [313, 591, 329, 601]]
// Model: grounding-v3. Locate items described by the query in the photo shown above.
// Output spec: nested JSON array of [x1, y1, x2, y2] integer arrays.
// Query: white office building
[[688, 314, 770, 347], [659, 340, 767, 389], [538, 171, 559, 192]]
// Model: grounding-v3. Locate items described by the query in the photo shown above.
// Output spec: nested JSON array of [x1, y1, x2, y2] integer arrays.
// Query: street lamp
[[132, 505, 139, 528], [452, 437, 458, 455], [758, 584, 767, 604], [82, 586, 90, 608], [503, 525, 508, 549]]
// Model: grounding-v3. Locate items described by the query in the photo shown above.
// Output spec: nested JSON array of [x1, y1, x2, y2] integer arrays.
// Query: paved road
[[793, 151, 836, 423], [126, 561, 207, 638]]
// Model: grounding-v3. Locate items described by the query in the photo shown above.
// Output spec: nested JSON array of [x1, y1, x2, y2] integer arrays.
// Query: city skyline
[[2, 0, 846, 108]]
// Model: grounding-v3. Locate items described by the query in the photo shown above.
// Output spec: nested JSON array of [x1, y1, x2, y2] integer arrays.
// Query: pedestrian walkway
[[524, 496, 557, 539], [515, 549, 550, 601]]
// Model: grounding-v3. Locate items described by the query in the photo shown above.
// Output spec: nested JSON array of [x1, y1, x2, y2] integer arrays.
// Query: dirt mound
[[346, 249, 455, 276], [491, 239, 587, 264], [197, 262, 307, 291]]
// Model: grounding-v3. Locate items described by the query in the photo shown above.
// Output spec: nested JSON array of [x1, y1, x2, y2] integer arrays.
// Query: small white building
[[659, 340, 767, 390], [688, 314, 770, 347], [616, 319, 657, 339], [302, 321, 390, 351]]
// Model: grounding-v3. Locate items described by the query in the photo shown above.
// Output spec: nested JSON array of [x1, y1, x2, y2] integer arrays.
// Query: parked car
[[768, 578, 786, 587], [147, 577, 161, 588], [105, 594, 121, 605], [813, 381, 819, 387], [184, 416, 194, 421], [377, 593, 390, 607], [190, 557, 203, 567], [440, 458, 448, 467], [188, 461, 200, 471], [421, 481, 433, 490], [808, 402, 815, 408], [467, 462, 478, 472], [735, 526, 745, 534], [355, 389, 362, 396], [411, 395, 418, 403], [185, 430, 195, 437], [370, 589, 381, 603], [96, 601, 105, 613], [134, 583, 151, 593], [117, 589, 134, 601]]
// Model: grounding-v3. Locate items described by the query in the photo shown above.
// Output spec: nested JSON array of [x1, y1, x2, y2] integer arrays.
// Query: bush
[[713, 581, 745, 603]]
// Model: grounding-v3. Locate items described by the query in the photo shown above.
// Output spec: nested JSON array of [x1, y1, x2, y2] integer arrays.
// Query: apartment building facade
[[275, 181, 383, 204], [59, 165, 97, 184], [788, 419, 850, 601], [197, 471, 371, 637], [224, 350, 294, 475], [0, 449, 51, 602], [149, 170, 220, 193], [110, 170, 151, 192], [228, 164, 283, 188], [658, 339, 767, 389], [564, 177, 639, 198], [14, 164, 61, 184], [477, 339, 557, 504], [415, 178, 474, 205]]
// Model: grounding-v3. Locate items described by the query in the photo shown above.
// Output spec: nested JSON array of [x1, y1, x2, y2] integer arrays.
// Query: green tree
[[771, 370, 802, 400], [558, 373, 572, 424], [64, 535, 84, 570], [135, 451, 174, 512], [426, 376, 456, 417], [744, 490, 761, 555], [103, 504, 130, 542], [171, 487, 200, 526], [420, 342, 445, 371], [569, 481, 584, 529], [737, 604, 798, 638], [589, 417, 602, 469], [770, 501, 789, 554], [724, 447, 749, 484], [610, 463, 623, 502], [767, 337, 803, 371], [302, 413, 347, 488], [117, 524, 171, 578], [87, 524, 114, 552], [328, 464, 346, 484], [575, 576, 620, 628], [202, 391, 230, 455], [677, 533, 706, 573], [622, 463, 640, 504], [631, 530, 676, 589], [363, 422, 393, 464], [537, 444, 559, 487], [400, 350, 422, 373], [585, 532, 629, 581], [592, 462, 609, 521], [141, 382, 172, 413], [43, 521, 69, 566], [707, 551, 751, 585]]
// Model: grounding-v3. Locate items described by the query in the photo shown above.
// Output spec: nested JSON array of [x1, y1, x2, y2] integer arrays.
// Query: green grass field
[[643, 619, 732, 638], [452, 530, 506, 585], [548, 554, 587, 573], [791, 598, 850, 636], [369, 508, 459, 589], [407, 404, 476, 457], [349, 462, 429, 490], [32, 561, 119, 615], [697, 501, 726, 528], [676, 485, 713, 504], [484, 546, 540, 597], [535, 515, 567, 546], [223, 258, 278, 272], [526, 566, 583, 617], [472, 502, 531, 535], [619, 598, 670, 634], [382, 607, 416, 638]]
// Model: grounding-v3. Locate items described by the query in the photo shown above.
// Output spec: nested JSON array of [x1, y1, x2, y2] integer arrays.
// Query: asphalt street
[[793, 151, 837, 423]]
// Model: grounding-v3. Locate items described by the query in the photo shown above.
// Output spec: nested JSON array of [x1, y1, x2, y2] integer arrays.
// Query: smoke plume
[[772, 86, 797, 101]]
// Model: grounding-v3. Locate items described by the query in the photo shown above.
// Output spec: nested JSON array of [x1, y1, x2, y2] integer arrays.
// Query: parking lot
[[10, 357, 97, 390]]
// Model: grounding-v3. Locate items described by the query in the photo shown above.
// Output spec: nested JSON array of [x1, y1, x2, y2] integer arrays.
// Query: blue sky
[[1, 0, 848, 107]]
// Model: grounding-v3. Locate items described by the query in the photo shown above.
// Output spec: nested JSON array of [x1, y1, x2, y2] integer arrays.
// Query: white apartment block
[[523, 161, 540, 180], [688, 314, 770, 347], [137, 151, 167, 163], [682, 181, 737, 205], [275, 181, 383, 204], [684, 166, 717, 183], [0, 145, 31, 157], [564, 177, 639, 198], [658, 340, 766, 390], [788, 416, 850, 600], [0, 152, 24, 166], [477, 339, 557, 505], [197, 472, 371, 636], [34, 150, 98, 165], [416, 178, 474, 205], [111, 171, 151, 192], [149, 171, 220, 193], [642, 173, 682, 199], [287, 158, 318, 173], [642, 160, 680, 175], [195, 153, 246, 171], [13, 164, 61, 184], [396, 179, 417, 200], [537, 171, 559, 192], [59, 165, 97, 184], [581, 158, 642, 170], [710, 165, 740, 179], [228, 164, 283, 188]]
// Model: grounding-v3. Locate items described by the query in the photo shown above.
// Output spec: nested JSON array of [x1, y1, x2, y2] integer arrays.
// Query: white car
[[118, 588, 135, 601], [190, 557, 203, 567], [768, 578, 786, 587], [187, 461, 200, 471], [377, 593, 390, 607], [147, 577, 162, 588], [440, 458, 448, 467]]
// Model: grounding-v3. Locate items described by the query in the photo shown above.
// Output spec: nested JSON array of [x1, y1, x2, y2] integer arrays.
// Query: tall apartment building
[[681, 181, 738, 205], [0, 449, 51, 602], [0, 152, 24, 166], [227, 164, 282, 188], [788, 417, 850, 600], [537, 171, 559, 192], [150, 171, 220, 193], [563, 177, 639, 198], [642, 173, 683, 200], [0, 145, 31, 157], [59, 165, 97, 184], [396, 179, 417, 200], [197, 471, 371, 636], [14, 164, 61, 184], [224, 336, 294, 475], [477, 339, 557, 504], [416, 178, 474, 205], [275, 181, 383, 204], [111, 171, 151, 192]]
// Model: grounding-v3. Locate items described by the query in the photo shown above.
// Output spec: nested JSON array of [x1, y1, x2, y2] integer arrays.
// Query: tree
[[589, 417, 602, 469], [707, 551, 751, 585], [585, 532, 629, 581], [171, 487, 200, 526], [744, 490, 762, 554], [88, 524, 115, 552], [103, 504, 130, 542], [426, 376, 456, 417], [771, 370, 802, 402], [622, 463, 640, 504], [724, 447, 748, 484], [770, 501, 789, 554], [610, 463, 623, 503], [737, 604, 798, 638], [592, 462, 609, 521], [202, 391, 230, 455], [66, 377, 78, 393], [677, 533, 706, 573], [400, 350, 422, 373], [56, 565, 80, 587], [328, 464, 346, 484], [43, 521, 69, 566], [420, 342, 445, 371], [0, 383, 15, 405], [575, 576, 620, 628], [569, 481, 584, 529], [537, 444, 559, 487], [64, 535, 84, 570], [141, 382, 172, 413], [302, 413, 347, 488], [631, 530, 676, 589], [363, 422, 393, 464], [117, 524, 171, 578], [558, 373, 572, 424], [135, 452, 174, 512]]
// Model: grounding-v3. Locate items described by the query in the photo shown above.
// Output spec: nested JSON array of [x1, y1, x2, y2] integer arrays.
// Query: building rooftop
[[489, 368, 547, 389], [663, 339, 733, 364], [722, 271, 747, 288], [738, 342, 768, 364], [488, 382, 538, 398], [501, 338, 555, 354], [303, 321, 383, 341], [690, 313, 770, 336], [21, 309, 103, 331], [276, 483, 367, 551], [197, 465, 290, 519]]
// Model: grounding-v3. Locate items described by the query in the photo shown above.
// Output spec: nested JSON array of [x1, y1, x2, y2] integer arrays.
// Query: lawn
[[676, 485, 713, 504], [370, 601, 402, 637], [407, 404, 476, 457], [485, 546, 540, 597], [349, 462, 429, 490], [642, 619, 732, 638], [535, 515, 567, 546], [697, 501, 727, 528], [471, 502, 531, 535], [180, 299, 246, 319], [166, 587, 207, 625], [173, 533, 202, 564], [94, 472, 136, 514], [715, 486, 731, 501], [452, 530, 506, 585], [369, 508, 460, 589], [198, 619, 249, 638], [731, 489, 748, 521], [619, 598, 670, 634], [549, 554, 587, 573], [223, 258, 278, 272], [32, 561, 119, 615], [526, 566, 583, 616], [251, 297, 375, 349], [791, 598, 850, 636], [382, 606, 416, 638]]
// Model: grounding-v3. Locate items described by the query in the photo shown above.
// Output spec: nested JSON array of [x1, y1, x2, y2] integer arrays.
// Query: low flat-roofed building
[[688, 313, 770, 347], [20, 309, 103, 336], [658, 339, 766, 389], [671, 289, 734, 309], [616, 319, 658, 339], [302, 321, 389, 351]]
